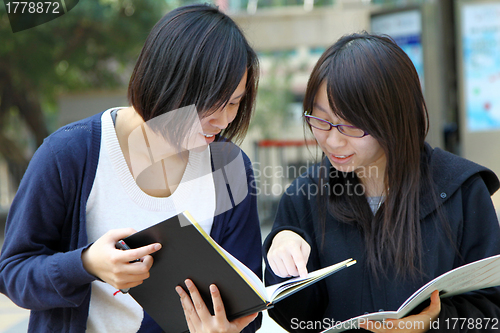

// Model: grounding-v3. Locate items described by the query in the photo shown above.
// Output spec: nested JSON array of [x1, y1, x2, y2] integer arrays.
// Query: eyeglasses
[[304, 111, 369, 138]]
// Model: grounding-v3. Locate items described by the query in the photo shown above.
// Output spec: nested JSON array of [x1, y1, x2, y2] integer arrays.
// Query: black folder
[[120, 211, 356, 333]]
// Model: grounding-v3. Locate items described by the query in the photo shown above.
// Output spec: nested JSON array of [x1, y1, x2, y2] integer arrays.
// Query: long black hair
[[128, 4, 259, 146], [304, 32, 432, 279]]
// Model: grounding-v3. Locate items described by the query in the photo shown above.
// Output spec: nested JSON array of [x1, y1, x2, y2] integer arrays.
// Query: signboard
[[461, 2, 500, 132], [371, 9, 424, 91]]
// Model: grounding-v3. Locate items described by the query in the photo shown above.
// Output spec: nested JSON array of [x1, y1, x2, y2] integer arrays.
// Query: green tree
[[251, 52, 295, 139], [0, 0, 168, 185]]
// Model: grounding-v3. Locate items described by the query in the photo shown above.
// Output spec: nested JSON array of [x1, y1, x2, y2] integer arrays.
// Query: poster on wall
[[461, 2, 500, 132], [371, 9, 424, 91]]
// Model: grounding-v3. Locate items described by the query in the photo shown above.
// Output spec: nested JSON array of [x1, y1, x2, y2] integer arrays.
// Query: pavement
[[0, 294, 29, 333], [0, 222, 287, 333]]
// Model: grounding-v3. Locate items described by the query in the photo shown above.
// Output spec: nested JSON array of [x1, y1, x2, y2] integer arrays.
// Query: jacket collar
[[420, 142, 499, 219]]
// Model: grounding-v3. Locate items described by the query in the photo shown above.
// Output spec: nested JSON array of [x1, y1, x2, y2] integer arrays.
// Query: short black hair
[[128, 4, 259, 144]]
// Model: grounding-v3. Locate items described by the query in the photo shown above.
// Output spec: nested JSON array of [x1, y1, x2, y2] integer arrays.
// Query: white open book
[[322, 253, 500, 332]]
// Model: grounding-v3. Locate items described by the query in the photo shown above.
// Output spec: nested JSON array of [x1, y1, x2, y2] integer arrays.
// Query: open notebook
[[118, 211, 356, 333]]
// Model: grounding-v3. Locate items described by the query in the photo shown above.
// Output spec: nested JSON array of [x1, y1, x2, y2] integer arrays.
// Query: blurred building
[[229, 0, 500, 215], [2, 0, 500, 220]]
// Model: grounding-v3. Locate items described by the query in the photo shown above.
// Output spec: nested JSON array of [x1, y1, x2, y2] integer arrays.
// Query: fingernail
[[154, 244, 161, 251], [184, 279, 193, 288], [210, 284, 217, 293], [175, 286, 183, 295]]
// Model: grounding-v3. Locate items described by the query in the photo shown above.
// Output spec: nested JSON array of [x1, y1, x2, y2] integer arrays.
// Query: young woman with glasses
[[0, 5, 261, 333], [264, 32, 500, 332]]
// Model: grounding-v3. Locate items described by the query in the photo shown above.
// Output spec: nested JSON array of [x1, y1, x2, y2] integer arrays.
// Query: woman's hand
[[82, 228, 161, 290], [176, 279, 258, 333], [359, 290, 441, 333], [267, 230, 311, 278]]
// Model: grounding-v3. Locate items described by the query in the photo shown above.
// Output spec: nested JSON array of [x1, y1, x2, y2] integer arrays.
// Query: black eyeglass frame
[[304, 111, 369, 138]]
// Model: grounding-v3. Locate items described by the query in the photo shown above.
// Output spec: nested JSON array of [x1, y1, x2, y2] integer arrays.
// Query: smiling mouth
[[202, 133, 215, 138], [333, 154, 353, 159]]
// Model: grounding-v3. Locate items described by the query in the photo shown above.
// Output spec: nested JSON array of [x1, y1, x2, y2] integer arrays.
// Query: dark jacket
[[264, 144, 500, 332], [0, 111, 262, 333]]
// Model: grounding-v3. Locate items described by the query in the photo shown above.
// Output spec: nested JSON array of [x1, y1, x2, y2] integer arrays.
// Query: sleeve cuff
[[50, 245, 97, 292]]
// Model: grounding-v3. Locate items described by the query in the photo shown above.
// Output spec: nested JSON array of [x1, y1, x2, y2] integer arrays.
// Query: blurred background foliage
[[0, 0, 299, 187], [252, 53, 295, 139], [0, 0, 168, 185]]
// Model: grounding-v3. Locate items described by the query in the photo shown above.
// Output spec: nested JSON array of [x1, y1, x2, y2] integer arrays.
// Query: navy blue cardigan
[[0, 112, 262, 332]]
